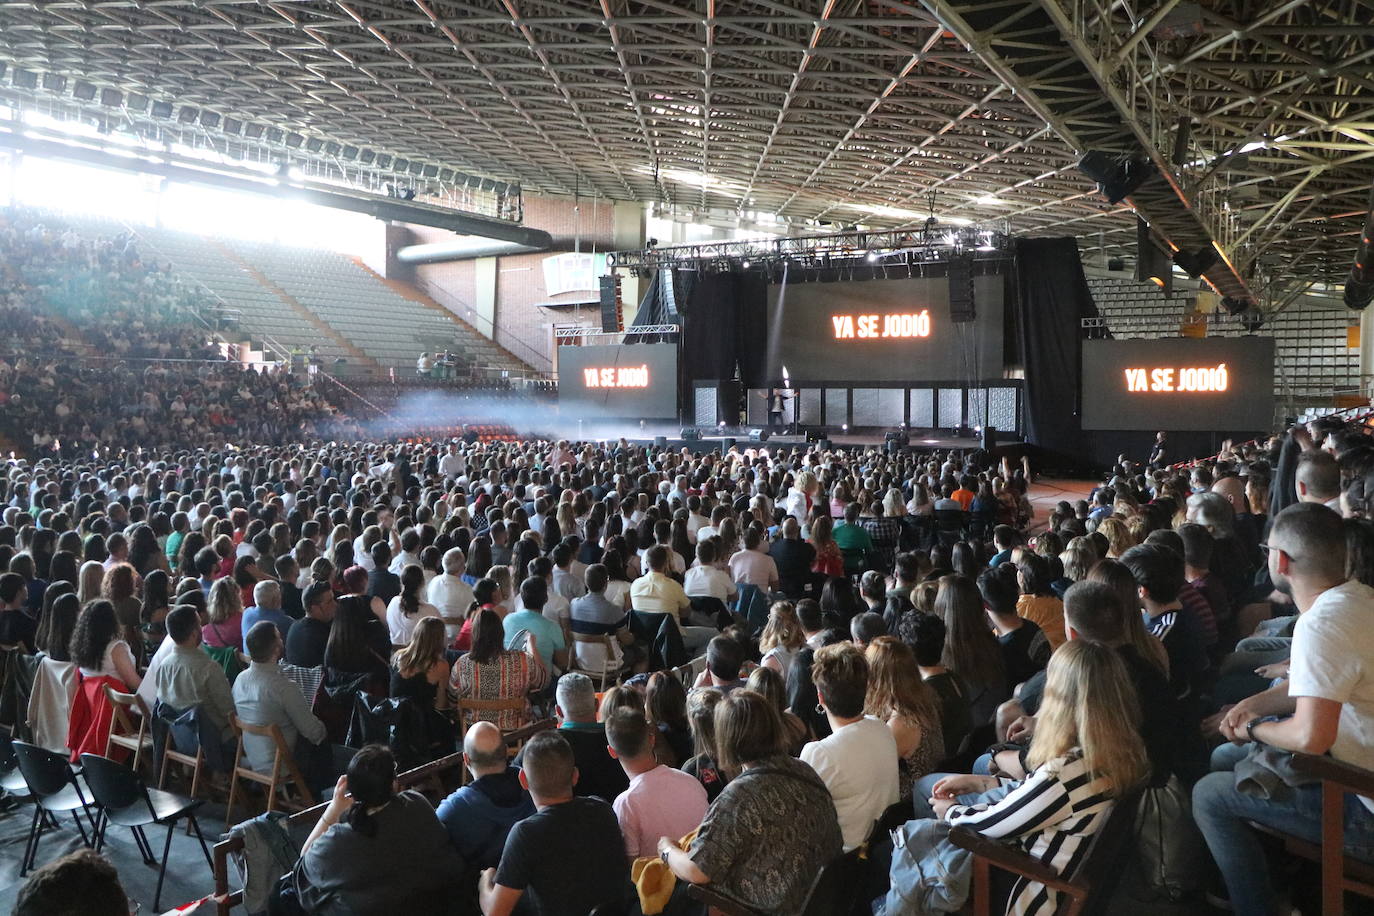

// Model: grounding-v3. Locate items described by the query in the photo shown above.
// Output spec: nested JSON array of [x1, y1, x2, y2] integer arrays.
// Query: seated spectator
[[802, 642, 899, 850], [989, 525, 1020, 567], [367, 542, 402, 606], [436, 721, 535, 869], [501, 575, 566, 670], [481, 731, 629, 916], [569, 563, 634, 675], [978, 567, 1050, 689], [155, 605, 236, 747], [233, 620, 333, 793], [849, 610, 886, 648], [1120, 543, 1207, 701], [201, 576, 244, 651], [759, 600, 804, 674], [768, 517, 815, 598], [645, 670, 694, 765], [285, 582, 334, 669], [697, 634, 747, 692], [1015, 553, 1067, 649], [987, 581, 1177, 785], [865, 636, 944, 801], [936, 574, 1009, 729], [1194, 503, 1374, 915], [452, 608, 547, 732], [743, 665, 807, 754], [390, 617, 454, 749], [240, 579, 293, 652], [296, 745, 462, 911], [72, 598, 141, 691], [660, 690, 843, 913], [915, 640, 1148, 916], [683, 540, 734, 605], [427, 547, 474, 640], [901, 610, 971, 762], [13, 849, 130, 916], [385, 564, 439, 647], [683, 687, 729, 802], [834, 503, 876, 575], [0, 571, 35, 652], [324, 594, 392, 692], [632, 545, 714, 654], [606, 708, 709, 859]]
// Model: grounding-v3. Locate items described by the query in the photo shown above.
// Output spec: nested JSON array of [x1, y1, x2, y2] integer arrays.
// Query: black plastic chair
[[0, 731, 31, 798], [13, 740, 97, 875], [80, 752, 212, 910]]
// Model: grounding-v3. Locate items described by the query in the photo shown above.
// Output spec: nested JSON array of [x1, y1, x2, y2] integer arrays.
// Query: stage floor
[[625, 432, 998, 452]]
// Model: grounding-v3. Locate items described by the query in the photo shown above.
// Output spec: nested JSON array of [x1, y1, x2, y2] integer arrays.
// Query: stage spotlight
[[1077, 151, 1157, 204], [325, 142, 342, 157], [177, 106, 198, 124], [1172, 246, 1218, 278], [73, 81, 97, 101], [199, 111, 220, 129], [842, 423, 849, 432], [866, 251, 878, 262], [1221, 296, 1249, 316], [741, 259, 751, 269]]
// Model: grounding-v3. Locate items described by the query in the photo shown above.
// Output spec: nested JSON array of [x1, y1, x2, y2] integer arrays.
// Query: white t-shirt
[[1288, 579, 1374, 810], [683, 565, 736, 602], [385, 596, 440, 646], [800, 716, 900, 850]]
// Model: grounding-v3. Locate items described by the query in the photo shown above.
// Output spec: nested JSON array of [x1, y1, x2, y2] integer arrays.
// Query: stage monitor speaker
[[653, 436, 668, 449], [598, 275, 620, 332], [949, 257, 975, 322], [721, 438, 738, 452], [819, 438, 833, 451], [748, 428, 769, 442], [982, 426, 998, 451], [681, 428, 700, 441]]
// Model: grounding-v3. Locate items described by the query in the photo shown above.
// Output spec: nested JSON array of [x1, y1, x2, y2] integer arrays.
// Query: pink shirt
[[728, 548, 777, 589], [612, 764, 709, 858]]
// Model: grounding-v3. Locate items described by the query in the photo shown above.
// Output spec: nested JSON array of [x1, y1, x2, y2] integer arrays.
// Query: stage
[[623, 431, 1007, 454]]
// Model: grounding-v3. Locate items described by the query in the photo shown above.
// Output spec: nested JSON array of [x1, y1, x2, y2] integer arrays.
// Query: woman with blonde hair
[[1095, 516, 1136, 559], [758, 601, 803, 674], [78, 560, 106, 606], [922, 640, 1149, 916], [784, 470, 819, 523], [202, 576, 245, 650], [866, 636, 944, 799], [390, 617, 455, 758], [747, 666, 810, 754]]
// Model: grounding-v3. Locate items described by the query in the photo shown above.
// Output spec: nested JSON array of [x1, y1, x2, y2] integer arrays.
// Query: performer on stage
[[763, 385, 791, 431]]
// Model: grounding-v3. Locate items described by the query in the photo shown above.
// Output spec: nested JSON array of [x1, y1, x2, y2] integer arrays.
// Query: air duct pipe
[[1345, 185, 1374, 311]]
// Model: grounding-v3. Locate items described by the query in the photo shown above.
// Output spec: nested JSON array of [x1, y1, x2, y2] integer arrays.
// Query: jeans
[[1193, 743, 1374, 916]]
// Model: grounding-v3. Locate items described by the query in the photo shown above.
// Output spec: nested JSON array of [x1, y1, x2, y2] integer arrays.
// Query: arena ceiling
[[0, 0, 1370, 306]]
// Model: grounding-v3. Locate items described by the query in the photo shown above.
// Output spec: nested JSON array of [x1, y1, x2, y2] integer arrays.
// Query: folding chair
[[80, 752, 211, 910], [13, 740, 97, 875], [225, 715, 316, 825], [571, 632, 623, 691], [104, 685, 155, 776]]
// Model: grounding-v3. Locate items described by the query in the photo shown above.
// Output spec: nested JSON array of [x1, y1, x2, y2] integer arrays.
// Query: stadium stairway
[[348, 257, 531, 375], [212, 242, 379, 372]]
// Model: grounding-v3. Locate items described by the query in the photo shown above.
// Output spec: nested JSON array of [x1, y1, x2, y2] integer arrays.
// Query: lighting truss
[[607, 228, 1011, 271]]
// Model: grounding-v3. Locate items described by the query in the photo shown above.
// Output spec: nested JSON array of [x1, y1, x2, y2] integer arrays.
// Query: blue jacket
[[435, 767, 535, 868]]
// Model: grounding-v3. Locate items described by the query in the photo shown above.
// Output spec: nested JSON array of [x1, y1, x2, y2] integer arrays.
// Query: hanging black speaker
[[599, 275, 620, 332], [982, 426, 998, 451], [948, 257, 975, 322]]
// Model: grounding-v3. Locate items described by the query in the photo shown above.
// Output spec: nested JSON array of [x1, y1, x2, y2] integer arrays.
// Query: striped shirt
[[945, 751, 1115, 916]]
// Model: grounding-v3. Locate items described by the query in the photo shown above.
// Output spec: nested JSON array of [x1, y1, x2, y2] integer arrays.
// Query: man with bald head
[[435, 721, 534, 869]]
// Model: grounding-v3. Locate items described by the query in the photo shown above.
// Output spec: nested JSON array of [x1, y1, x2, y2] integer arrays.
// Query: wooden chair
[[949, 791, 1140, 916], [104, 686, 154, 776], [159, 732, 206, 802], [225, 715, 315, 826], [454, 696, 531, 740], [1246, 752, 1374, 915], [571, 632, 623, 691]]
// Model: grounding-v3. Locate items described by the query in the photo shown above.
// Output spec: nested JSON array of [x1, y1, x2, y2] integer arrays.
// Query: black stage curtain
[[1014, 237, 1100, 456], [681, 271, 768, 388]]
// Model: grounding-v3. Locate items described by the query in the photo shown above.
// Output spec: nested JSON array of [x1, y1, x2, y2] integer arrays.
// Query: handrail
[[1166, 403, 1374, 470], [313, 369, 395, 420], [411, 275, 551, 370]]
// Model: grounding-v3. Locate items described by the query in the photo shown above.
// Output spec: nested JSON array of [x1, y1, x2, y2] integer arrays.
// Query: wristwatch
[[1245, 716, 1265, 742], [659, 845, 671, 864]]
